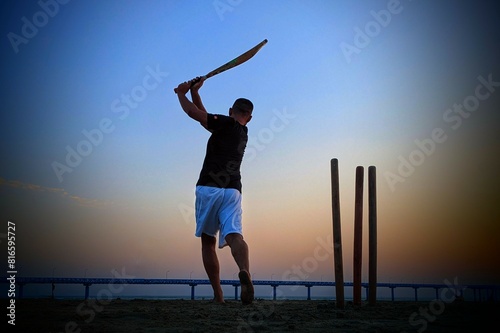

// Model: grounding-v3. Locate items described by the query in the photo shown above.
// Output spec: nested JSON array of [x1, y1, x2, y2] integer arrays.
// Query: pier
[[3, 276, 499, 302]]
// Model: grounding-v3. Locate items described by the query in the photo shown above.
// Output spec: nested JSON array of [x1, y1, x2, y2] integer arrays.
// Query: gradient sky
[[1, 0, 499, 298]]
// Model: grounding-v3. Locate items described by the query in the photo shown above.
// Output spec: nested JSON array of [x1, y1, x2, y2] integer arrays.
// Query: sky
[[1, 0, 499, 299]]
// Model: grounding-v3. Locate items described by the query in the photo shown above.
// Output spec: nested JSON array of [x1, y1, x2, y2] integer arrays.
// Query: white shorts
[[195, 185, 243, 249]]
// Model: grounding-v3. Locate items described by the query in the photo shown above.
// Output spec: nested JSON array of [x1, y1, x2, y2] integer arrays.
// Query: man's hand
[[174, 76, 205, 94], [190, 76, 205, 92], [174, 81, 190, 95]]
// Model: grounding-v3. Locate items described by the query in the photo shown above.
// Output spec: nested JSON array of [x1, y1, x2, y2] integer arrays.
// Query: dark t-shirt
[[196, 114, 248, 192]]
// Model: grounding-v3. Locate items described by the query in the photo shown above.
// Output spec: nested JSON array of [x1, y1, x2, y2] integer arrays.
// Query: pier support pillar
[[84, 284, 91, 300], [190, 284, 197, 300]]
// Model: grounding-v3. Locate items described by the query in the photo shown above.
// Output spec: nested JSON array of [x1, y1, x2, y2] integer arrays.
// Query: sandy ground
[[11, 298, 499, 332]]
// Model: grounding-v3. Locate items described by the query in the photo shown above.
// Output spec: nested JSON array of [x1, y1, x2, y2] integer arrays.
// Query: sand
[[12, 298, 498, 332]]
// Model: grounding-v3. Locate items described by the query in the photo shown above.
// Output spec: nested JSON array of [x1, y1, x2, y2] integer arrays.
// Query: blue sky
[[1, 0, 499, 298]]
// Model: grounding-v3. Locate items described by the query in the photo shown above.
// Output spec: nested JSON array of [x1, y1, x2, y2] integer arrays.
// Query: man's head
[[229, 98, 253, 125]]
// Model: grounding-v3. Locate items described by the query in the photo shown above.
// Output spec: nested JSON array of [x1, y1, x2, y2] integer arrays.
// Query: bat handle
[[189, 76, 206, 88], [174, 76, 206, 93]]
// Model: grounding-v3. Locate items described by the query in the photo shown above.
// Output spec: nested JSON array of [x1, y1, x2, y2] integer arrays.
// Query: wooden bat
[[200, 39, 267, 82], [175, 39, 268, 91]]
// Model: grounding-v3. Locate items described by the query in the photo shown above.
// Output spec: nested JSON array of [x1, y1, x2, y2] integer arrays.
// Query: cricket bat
[[175, 39, 268, 92]]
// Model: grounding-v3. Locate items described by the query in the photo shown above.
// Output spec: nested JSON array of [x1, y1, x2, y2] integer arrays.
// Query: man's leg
[[225, 233, 250, 272], [201, 233, 224, 303], [225, 233, 254, 304]]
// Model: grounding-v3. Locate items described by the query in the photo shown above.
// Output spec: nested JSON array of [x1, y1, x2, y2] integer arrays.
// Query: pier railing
[[2, 277, 499, 302]]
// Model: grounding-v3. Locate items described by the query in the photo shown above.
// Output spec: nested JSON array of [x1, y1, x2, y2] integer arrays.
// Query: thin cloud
[[0, 178, 113, 207]]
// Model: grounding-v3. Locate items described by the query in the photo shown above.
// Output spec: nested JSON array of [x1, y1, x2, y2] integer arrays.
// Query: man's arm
[[175, 81, 208, 129], [190, 77, 207, 113]]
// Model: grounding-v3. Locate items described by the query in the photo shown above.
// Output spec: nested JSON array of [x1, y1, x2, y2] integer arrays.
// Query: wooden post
[[330, 158, 344, 309], [353, 166, 364, 306], [368, 166, 377, 305]]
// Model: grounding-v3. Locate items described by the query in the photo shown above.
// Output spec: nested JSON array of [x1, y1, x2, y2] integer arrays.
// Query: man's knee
[[225, 233, 244, 246], [201, 233, 216, 248]]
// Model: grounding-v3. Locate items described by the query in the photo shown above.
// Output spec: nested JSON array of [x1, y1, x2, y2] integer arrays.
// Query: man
[[174, 77, 254, 304]]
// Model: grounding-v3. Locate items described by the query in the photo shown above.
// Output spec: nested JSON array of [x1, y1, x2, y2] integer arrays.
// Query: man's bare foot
[[238, 270, 254, 305]]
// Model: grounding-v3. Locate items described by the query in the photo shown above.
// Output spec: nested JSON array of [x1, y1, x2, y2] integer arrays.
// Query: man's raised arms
[[175, 79, 208, 129]]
